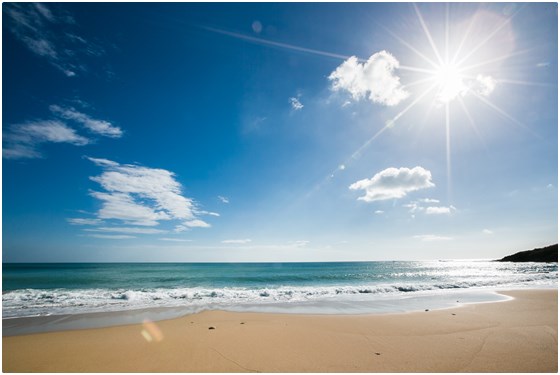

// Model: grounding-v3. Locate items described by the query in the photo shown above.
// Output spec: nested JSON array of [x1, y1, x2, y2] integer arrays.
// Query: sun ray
[[445, 102, 452, 202], [445, 3, 449, 64], [458, 48, 532, 73], [472, 92, 542, 138], [201, 26, 355, 61], [413, 3, 445, 66], [402, 75, 438, 89], [496, 79, 554, 88], [457, 96, 486, 147], [383, 26, 440, 70], [386, 82, 439, 130], [451, 5, 481, 64], [455, 5, 525, 67], [399, 65, 437, 74]]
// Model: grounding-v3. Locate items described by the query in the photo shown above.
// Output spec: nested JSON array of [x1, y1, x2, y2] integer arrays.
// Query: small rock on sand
[[208, 326, 216, 330], [425, 309, 429, 312]]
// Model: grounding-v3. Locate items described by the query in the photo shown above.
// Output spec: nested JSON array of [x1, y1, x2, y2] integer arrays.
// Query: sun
[[433, 63, 467, 104]]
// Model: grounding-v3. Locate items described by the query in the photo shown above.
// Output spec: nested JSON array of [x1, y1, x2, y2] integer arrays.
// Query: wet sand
[[2, 289, 557, 372]]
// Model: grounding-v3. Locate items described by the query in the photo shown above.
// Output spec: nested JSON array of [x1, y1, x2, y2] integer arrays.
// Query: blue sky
[[3, 2, 557, 262]]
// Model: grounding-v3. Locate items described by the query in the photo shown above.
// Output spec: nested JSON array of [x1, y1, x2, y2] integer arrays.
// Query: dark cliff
[[498, 244, 558, 263]]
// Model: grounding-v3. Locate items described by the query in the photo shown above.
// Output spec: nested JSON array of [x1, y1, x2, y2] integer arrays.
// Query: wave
[[3, 271, 557, 318]]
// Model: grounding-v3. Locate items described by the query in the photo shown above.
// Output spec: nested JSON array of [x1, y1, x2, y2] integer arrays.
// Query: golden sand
[[3, 289, 557, 372]]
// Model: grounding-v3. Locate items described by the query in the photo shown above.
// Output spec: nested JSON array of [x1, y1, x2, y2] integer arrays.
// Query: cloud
[[4, 3, 106, 77], [159, 238, 192, 242], [289, 97, 304, 110], [3, 120, 89, 159], [87, 234, 136, 239], [290, 240, 310, 248], [425, 205, 456, 215], [222, 239, 252, 244], [50, 105, 122, 138], [482, 229, 493, 235], [182, 219, 211, 228], [86, 227, 167, 234], [536, 62, 550, 68], [72, 158, 213, 233], [418, 198, 440, 204], [67, 218, 103, 226], [329, 51, 409, 106], [473, 74, 496, 97], [218, 196, 230, 204], [349, 166, 435, 202], [413, 234, 453, 242], [374, 210, 384, 214]]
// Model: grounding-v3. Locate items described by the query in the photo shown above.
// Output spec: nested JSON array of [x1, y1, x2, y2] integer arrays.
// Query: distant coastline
[[498, 244, 558, 263]]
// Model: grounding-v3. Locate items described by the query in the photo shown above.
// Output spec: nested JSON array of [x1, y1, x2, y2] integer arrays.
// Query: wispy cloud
[[181, 220, 211, 228], [72, 158, 213, 233], [289, 97, 304, 110], [349, 166, 435, 202], [4, 3, 106, 77], [86, 227, 167, 234], [50, 105, 123, 138], [482, 229, 493, 235], [159, 238, 192, 242], [413, 234, 453, 242], [4, 104, 120, 160], [87, 234, 136, 240], [329, 51, 409, 106], [289, 240, 310, 248], [374, 210, 384, 214], [67, 218, 103, 226], [425, 205, 456, 215], [218, 196, 230, 204], [222, 239, 252, 244], [536, 62, 550, 68], [3, 120, 89, 159]]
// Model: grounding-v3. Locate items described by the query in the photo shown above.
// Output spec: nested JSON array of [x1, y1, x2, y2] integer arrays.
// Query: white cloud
[[199, 211, 220, 217], [290, 240, 310, 248], [536, 62, 550, 68], [182, 219, 211, 228], [159, 238, 192, 242], [473, 74, 496, 97], [88, 157, 196, 221], [289, 97, 304, 110], [374, 210, 384, 214], [222, 239, 252, 244], [4, 3, 104, 77], [50, 105, 123, 138], [88, 234, 135, 239], [418, 198, 440, 204], [67, 218, 103, 226], [86, 227, 167, 234], [329, 51, 409, 106], [482, 229, 493, 235], [3, 120, 89, 159], [425, 205, 456, 215], [73, 158, 212, 233], [413, 234, 453, 242], [218, 196, 230, 204], [89, 191, 170, 226], [349, 166, 435, 202]]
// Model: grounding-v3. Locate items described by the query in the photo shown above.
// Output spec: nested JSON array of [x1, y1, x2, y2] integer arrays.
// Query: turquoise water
[[3, 261, 557, 319]]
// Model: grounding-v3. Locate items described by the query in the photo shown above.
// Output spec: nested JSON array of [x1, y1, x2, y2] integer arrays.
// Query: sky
[[2, 2, 558, 262]]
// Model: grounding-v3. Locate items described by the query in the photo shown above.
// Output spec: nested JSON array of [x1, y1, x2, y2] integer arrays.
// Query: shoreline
[[2, 287, 517, 336], [3, 289, 557, 372]]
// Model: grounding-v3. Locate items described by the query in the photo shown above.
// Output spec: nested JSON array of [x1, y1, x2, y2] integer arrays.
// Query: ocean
[[3, 261, 557, 322]]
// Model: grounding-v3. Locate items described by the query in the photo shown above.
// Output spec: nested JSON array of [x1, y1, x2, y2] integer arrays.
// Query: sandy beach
[[2, 289, 557, 372]]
